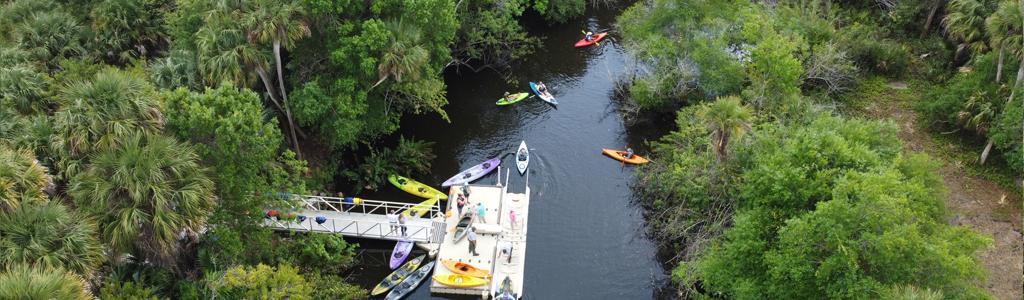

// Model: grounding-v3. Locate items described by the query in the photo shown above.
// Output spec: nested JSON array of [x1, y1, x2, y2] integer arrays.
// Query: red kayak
[[575, 32, 607, 48]]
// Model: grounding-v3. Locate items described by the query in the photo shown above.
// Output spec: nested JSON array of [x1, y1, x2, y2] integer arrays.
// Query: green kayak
[[496, 93, 529, 105]]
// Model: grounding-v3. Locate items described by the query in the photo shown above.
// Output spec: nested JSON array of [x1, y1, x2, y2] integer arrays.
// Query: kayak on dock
[[493, 275, 517, 300], [575, 32, 607, 47], [432, 274, 488, 287], [441, 158, 500, 187], [372, 254, 425, 295], [452, 211, 474, 242], [389, 174, 448, 200], [602, 149, 649, 164], [496, 93, 529, 105], [529, 82, 557, 106], [442, 259, 491, 279]]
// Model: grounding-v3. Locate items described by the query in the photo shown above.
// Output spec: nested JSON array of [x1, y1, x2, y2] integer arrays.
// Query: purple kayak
[[390, 240, 414, 269], [441, 158, 500, 187]]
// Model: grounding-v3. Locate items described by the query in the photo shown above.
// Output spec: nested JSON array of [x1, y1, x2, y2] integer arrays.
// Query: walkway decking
[[489, 188, 529, 299], [262, 195, 446, 243]]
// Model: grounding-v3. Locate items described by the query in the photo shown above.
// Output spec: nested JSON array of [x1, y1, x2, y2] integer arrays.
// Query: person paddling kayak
[[584, 31, 593, 42]]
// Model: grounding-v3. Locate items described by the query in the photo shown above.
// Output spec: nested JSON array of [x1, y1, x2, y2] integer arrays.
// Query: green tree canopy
[[697, 114, 991, 299], [0, 145, 53, 211], [53, 67, 163, 180], [0, 265, 94, 300], [163, 84, 307, 264], [0, 201, 105, 277], [68, 133, 214, 268]]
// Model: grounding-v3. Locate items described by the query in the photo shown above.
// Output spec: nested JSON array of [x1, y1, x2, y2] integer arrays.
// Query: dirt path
[[857, 79, 1023, 300]]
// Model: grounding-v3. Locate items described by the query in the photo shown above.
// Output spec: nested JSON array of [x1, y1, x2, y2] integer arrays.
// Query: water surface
[[345, 6, 675, 299]]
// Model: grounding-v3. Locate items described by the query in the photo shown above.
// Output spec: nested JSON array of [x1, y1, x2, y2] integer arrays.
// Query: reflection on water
[[339, 6, 676, 300]]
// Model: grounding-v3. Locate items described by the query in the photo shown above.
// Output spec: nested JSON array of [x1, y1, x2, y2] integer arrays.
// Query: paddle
[[622, 143, 627, 166], [581, 30, 599, 46]]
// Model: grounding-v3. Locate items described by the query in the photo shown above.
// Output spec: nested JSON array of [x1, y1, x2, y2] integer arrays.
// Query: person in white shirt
[[387, 210, 399, 234], [467, 227, 479, 256], [499, 241, 513, 263]]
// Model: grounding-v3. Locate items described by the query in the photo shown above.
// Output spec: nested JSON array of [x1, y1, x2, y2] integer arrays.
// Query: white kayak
[[515, 141, 529, 176], [530, 82, 557, 106]]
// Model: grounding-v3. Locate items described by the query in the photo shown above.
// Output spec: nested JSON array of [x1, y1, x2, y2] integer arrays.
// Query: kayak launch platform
[[429, 167, 529, 299]]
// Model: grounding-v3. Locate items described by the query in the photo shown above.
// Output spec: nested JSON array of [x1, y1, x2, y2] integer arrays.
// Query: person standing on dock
[[467, 227, 480, 256], [387, 210, 399, 234], [476, 202, 487, 224], [456, 194, 467, 215], [509, 209, 516, 231], [462, 183, 471, 198], [399, 214, 407, 237]]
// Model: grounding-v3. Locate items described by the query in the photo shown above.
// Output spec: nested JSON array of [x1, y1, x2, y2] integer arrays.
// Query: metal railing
[[263, 215, 436, 242], [261, 194, 444, 241]]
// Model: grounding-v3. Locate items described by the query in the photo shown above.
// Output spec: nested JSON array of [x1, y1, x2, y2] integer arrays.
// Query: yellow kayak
[[402, 196, 439, 218], [432, 274, 487, 287], [389, 174, 448, 200]]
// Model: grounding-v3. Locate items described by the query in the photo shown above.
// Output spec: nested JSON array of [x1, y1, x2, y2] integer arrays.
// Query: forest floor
[[850, 77, 1023, 300]]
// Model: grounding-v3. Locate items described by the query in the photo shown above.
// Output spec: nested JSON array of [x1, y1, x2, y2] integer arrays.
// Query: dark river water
[[341, 5, 676, 299]]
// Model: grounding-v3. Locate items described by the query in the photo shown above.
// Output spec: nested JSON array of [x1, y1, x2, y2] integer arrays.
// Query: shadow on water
[[338, 4, 681, 300]]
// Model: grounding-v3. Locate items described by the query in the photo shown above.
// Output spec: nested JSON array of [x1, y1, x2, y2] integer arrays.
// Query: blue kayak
[[529, 82, 557, 105]]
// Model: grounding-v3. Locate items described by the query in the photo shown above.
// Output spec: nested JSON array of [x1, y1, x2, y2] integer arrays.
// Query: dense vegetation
[[618, 0, 1021, 298], [0, 0, 594, 298]]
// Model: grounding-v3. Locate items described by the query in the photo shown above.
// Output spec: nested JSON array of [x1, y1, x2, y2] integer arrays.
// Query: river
[[342, 5, 676, 299]]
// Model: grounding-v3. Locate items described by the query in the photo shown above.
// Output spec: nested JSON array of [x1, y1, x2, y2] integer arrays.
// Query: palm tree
[[699, 96, 753, 161], [11, 10, 86, 69], [68, 133, 214, 268], [196, 11, 303, 157], [0, 201, 105, 277], [886, 285, 945, 300], [943, 0, 998, 60], [984, 0, 1023, 83], [52, 68, 163, 179], [148, 49, 202, 91], [979, 0, 1022, 164], [0, 63, 49, 115], [0, 265, 94, 300], [372, 18, 431, 90], [0, 145, 53, 211], [242, 0, 309, 158], [89, 0, 166, 62], [0, 0, 59, 43]]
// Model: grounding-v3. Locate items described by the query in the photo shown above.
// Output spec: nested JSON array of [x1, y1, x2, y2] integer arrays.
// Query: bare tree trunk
[[921, 0, 942, 39], [996, 43, 1005, 83], [980, 58, 1023, 165], [273, 35, 302, 160], [980, 140, 995, 164], [256, 65, 302, 157]]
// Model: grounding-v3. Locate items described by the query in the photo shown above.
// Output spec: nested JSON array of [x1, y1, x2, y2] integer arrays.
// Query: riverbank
[[850, 77, 1023, 300]]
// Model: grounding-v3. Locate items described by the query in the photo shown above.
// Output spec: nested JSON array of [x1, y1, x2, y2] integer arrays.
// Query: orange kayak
[[441, 259, 491, 279], [602, 149, 648, 164]]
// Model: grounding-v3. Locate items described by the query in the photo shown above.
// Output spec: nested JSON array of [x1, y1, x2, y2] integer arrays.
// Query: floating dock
[[429, 168, 528, 299]]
